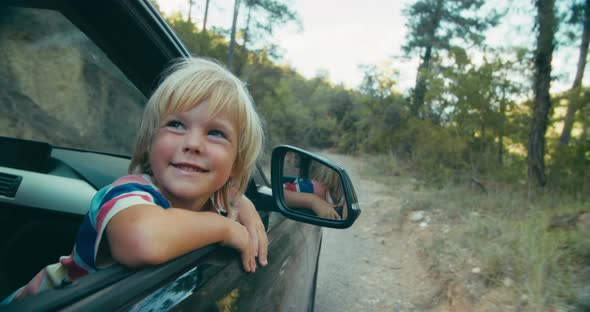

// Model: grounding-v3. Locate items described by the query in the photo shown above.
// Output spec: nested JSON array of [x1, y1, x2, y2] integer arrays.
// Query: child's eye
[[208, 129, 226, 138], [165, 120, 185, 130]]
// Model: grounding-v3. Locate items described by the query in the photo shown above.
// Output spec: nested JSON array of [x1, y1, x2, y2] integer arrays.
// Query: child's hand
[[236, 196, 268, 268], [221, 221, 256, 272], [311, 197, 340, 220]]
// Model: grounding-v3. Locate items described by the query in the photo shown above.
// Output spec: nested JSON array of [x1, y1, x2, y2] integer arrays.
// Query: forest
[[154, 0, 589, 309], [154, 0, 589, 196]]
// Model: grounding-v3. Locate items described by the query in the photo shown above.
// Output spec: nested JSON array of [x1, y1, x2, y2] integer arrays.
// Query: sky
[[158, 0, 416, 90], [157, 0, 587, 93], [270, 0, 417, 90]]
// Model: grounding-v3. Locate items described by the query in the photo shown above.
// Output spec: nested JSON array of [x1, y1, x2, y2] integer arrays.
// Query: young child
[[3, 57, 267, 303]]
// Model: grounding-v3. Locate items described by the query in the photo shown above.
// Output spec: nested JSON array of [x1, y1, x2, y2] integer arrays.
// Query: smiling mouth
[[172, 163, 208, 173]]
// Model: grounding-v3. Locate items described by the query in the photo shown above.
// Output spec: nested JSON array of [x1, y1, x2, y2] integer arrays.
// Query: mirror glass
[[281, 151, 348, 221]]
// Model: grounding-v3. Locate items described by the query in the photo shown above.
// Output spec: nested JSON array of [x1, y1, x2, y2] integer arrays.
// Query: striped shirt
[[3, 174, 169, 303], [283, 178, 333, 204]]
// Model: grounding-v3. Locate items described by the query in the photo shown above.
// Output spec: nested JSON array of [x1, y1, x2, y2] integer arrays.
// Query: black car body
[[0, 1, 359, 311]]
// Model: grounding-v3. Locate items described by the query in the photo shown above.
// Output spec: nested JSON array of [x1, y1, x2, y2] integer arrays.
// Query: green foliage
[[158, 1, 589, 196], [402, 0, 502, 117], [404, 118, 468, 184], [242, 0, 301, 46], [166, 16, 229, 61], [161, 5, 590, 307], [402, 0, 498, 54]]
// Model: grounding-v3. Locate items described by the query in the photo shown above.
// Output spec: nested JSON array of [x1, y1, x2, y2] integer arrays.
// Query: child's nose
[[183, 130, 204, 153]]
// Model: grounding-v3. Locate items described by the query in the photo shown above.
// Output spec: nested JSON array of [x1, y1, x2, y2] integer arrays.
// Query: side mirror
[[271, 145, 361, 229]]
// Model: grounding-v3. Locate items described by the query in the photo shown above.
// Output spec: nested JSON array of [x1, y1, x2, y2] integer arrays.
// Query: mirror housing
[[271, 145, 361, 229]]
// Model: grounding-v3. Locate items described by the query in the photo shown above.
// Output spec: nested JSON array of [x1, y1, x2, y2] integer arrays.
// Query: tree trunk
[[227, 0, 241, 71], [528, 0, 556, 188], [236, 6, 253, 79], [202, 0, 210, 31], [498, 92, 507, 165], [576, 108, 589, 186], [411, 0, 443, 117], [411, 45, 432, 116], [187, 0, 195, 23], [558, 0, 590, 146]]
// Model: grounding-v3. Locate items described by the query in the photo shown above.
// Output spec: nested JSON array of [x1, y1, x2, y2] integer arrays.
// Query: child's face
[[149, 100, 238, 209]]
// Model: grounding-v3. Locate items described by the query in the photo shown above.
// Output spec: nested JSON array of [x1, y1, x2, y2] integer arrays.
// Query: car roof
[[4, 0, 191, 96]]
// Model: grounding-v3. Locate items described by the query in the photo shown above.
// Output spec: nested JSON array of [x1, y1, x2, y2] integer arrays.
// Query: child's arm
[[235, 195, 268, 269], [284, 190, 340, 220], [105, 205, 256, 272]]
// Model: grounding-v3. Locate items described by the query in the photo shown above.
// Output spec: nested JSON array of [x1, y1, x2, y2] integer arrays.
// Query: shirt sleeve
[[75, 181, 168, 270], [90, 183, 163, 241]]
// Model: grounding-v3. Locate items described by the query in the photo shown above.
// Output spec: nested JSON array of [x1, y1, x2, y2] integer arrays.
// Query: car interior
[[0, 136, 277, 301], [0, 137, 130, 299], [0, 3, 180, 299]]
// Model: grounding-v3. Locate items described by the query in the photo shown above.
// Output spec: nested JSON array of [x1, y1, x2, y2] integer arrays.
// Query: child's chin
[[170, 187, 204, 198]]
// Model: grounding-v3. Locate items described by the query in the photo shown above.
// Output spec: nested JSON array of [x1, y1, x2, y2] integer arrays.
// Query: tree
[[558, 0, 590, 146], [528, 0, 557, 187], [237, 0, 299, 77], [444, 48, 528, 167], [202, 0, 211, 31], [241, 0, 298, 47], [165, 13, 230, 61], [402, 0, 499, 117], [187, 0, 195, 23], [227, 0, 241, 71]]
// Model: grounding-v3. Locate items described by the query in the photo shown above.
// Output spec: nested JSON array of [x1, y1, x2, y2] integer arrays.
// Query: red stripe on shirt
[[60, 255, 89, 280], [112, 175, 149, 187], [96, 193, 152, 233]]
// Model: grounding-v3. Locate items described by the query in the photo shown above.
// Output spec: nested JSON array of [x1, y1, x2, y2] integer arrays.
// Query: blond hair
[[309, 160, 344, 205], [129, 57, 263, 211]]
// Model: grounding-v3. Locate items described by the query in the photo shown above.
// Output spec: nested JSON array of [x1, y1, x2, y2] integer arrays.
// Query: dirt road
[[314, 153, 443, 312]]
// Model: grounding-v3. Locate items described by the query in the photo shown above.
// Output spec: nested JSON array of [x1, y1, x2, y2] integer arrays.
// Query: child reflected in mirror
[[282, 156, 346, 220]]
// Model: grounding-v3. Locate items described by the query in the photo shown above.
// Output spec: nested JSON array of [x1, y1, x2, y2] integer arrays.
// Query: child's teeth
[[178, 165, 203, 172]]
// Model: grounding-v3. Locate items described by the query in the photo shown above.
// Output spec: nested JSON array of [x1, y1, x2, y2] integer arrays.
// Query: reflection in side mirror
[[282, 153, 347, 220], [271, 145, 360, 229]]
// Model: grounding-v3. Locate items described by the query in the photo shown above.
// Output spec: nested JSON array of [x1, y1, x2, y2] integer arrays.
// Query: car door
[[116, 214, 321, 312], [42, 183, 321, 312]]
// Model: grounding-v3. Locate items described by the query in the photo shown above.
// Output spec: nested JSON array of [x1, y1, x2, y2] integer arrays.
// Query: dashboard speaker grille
[[0, 172, 23, 198]]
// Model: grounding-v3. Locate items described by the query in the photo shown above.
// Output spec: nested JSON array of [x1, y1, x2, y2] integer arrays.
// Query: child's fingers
[[228, 222, 254, 273], [247, 231, 257, 273], [329, 209, 340, 220], [242, 238, 255, 273], [249, 228, 259, 256], [250, 254, 256, 273], [241, 249, 253, 272], [257, 226, 268, 266]]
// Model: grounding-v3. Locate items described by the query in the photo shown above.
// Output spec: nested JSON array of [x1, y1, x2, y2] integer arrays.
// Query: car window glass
[[0, 7, 146, 155]]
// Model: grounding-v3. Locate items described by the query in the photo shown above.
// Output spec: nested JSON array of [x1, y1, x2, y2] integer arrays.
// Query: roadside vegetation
[[364, 154, 590, 311], [154, 0, 590, 310]]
